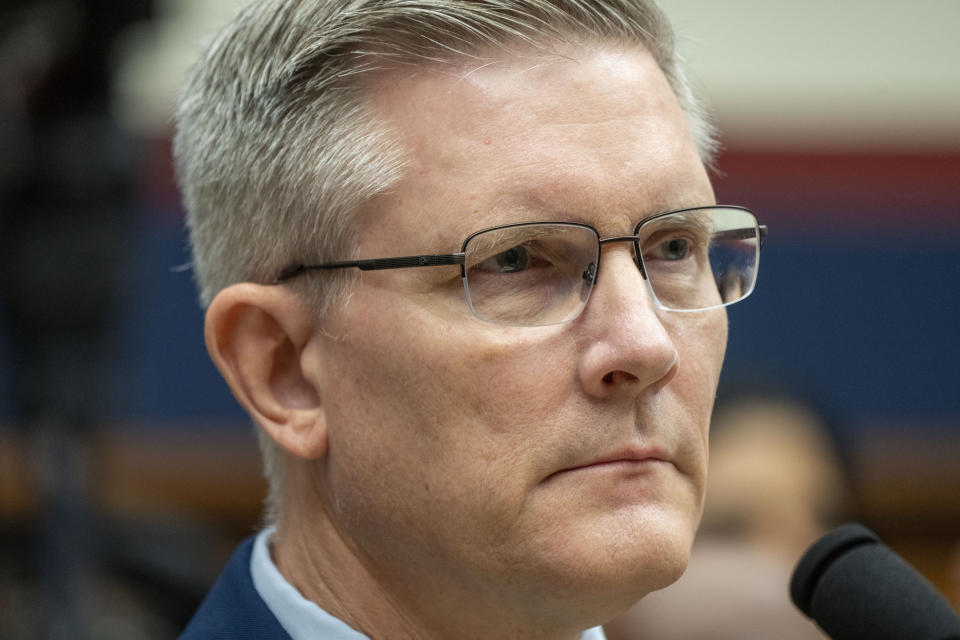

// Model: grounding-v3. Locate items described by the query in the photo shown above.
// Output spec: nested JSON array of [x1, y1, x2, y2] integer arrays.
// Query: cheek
[[671, 308, 727, 410], [666, 309, 727, 488], [337, 306, 573, 431], [458, 333, 579, 430], [317, 320, 587, 582], [320, 310, 574, 498]]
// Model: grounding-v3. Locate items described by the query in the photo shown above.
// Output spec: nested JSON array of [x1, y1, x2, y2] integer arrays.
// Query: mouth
[[543, 448, 674, 483]]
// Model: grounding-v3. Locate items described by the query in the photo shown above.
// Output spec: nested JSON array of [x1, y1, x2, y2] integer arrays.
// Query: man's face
[[304, 44, 727, 621]]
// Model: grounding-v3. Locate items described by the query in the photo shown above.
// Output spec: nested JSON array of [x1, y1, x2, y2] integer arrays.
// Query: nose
[[576, 244, 679, 399]]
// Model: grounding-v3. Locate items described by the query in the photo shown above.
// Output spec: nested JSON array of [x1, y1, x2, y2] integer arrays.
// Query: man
[[174, 1, 764, 638]]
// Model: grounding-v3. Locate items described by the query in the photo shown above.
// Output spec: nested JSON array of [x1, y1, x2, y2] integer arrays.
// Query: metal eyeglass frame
[[273, 205, 767, 319]]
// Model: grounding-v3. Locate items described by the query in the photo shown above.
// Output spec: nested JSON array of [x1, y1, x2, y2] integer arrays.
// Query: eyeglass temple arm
[[275, 253, 466, 283]]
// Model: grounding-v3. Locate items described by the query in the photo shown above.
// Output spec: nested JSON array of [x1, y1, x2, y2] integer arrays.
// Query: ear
[[205, 283, 328, 460]]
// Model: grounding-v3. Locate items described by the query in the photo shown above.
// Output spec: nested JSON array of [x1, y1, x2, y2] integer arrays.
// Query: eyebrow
[[638, 209, 714, 235], [463, 223, 592, 269], [466, 223, 564, 251]]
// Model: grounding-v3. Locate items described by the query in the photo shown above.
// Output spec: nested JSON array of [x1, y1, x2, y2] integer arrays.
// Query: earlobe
[[205, 283, 329, 460]]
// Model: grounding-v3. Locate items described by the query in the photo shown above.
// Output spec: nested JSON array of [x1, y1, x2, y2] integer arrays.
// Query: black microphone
[[790, 523, 960, 639]]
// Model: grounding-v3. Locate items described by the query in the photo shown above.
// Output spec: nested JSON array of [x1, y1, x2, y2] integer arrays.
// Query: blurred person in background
[[605, 389, 852, 640], [172, 0, 765, 638]]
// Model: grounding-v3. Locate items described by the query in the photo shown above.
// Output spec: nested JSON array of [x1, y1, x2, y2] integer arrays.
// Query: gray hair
[[174, 0, 718, 523]]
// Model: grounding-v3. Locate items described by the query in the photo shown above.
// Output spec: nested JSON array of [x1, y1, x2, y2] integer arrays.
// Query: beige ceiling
[[115, 0, 960, 150], [658, 0, 960, 149]]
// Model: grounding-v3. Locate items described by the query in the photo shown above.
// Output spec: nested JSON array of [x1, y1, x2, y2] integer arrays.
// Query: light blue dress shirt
[[251, 528, 607, 640]]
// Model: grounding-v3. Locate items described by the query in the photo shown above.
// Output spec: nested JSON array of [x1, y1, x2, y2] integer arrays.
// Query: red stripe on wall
[[139, 136, 184, 223], [712, 150, 960, 234]]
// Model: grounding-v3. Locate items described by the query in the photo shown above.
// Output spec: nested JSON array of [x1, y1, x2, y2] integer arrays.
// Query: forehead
[[354, 43, 711, 251]]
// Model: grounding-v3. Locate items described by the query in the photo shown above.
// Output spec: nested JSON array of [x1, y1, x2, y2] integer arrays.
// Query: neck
[[270, 468, 597, 640]]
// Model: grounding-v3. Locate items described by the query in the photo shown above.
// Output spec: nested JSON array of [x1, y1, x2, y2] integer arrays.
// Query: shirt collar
[[251, 527, 370, 640]]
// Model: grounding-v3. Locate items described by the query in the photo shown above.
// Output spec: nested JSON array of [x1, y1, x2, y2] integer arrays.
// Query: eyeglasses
[[275, 205, 766, 327]]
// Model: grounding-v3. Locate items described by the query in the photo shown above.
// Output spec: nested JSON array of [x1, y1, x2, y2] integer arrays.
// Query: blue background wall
[[3, 151, 957, 443]]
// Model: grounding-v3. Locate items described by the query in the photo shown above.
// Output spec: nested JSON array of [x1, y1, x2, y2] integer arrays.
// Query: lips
[[544, 446, 673, 482]]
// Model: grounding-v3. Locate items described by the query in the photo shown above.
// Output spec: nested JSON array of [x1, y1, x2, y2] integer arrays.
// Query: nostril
[[602, 370, 639, 385]]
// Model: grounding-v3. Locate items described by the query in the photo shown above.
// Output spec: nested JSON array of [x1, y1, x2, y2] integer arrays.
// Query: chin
[[632, 523, 695, 593], [625, 512, 696, 588], [544, 504, 699, 618]]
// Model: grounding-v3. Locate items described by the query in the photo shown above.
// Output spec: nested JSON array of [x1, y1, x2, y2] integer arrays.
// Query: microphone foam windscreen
[[790, 524, 960, 640]]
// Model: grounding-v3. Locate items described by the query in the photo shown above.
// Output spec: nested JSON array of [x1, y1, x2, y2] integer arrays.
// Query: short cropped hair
[[174, 0, 718, 522]]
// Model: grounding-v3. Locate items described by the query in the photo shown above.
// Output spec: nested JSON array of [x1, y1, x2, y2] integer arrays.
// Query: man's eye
[[477, 245, 531, 273], [653, 237, 690, 261]]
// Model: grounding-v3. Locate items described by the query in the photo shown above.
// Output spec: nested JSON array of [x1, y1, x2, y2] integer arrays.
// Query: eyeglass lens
[[461, 207, 760, 326]]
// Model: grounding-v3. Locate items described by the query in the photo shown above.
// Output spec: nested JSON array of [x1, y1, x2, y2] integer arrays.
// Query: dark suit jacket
[[180, 537, 292, 639]]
